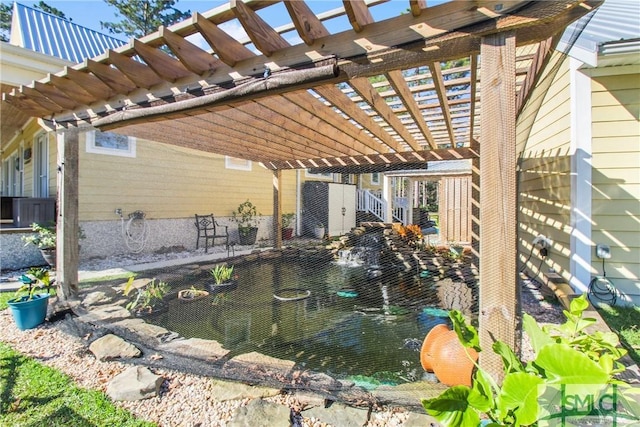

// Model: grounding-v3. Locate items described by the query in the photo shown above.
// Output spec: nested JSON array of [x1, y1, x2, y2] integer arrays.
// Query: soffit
[[2, 0, 602, 170]]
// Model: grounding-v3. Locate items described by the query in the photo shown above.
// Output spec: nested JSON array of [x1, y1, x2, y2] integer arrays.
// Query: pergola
[[2, 0, 600, 376]]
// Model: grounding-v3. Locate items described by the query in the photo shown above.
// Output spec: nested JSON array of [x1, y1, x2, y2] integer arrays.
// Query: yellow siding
[[590, 71, 640, 290], [79, 135, 297, 220], [516, 54, 573, 277]]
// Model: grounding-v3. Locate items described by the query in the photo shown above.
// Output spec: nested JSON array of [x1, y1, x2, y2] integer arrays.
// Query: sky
[[13, 0, 422, 44]]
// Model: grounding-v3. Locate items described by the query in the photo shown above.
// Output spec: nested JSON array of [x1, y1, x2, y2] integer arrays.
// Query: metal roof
[[9, 2, 125, 64], [559, 0, 640, 63]]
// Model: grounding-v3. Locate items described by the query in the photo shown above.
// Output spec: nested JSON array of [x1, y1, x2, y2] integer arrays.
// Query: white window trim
[[371, 172, 380, 185], [86, 130, 136, 157], [225, 156, 252, 171], [305, 170, 334, 180]]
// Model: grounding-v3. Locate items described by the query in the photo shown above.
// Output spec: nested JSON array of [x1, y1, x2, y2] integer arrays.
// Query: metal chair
[[194, 214, 229, 253]]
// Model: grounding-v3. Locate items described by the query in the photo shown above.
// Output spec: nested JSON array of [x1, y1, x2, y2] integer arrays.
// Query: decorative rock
[[112, 318, 171, 339], [228, 399, 290, 427], [159, 337, 229, 361], [404, 411, 439, 427], [82, 291, 110, 306], [89, 334, 141, 360], [303, 402, 369, 427], [209, 379, 281, 401], [78, 305, 131, 322], [230, 351, 296, 372], [106, 366, 163, 401]]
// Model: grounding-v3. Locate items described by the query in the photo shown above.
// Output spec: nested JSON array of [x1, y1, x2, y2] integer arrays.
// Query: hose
[[120, 212, 149, 253], [588, 257, 617, 305]]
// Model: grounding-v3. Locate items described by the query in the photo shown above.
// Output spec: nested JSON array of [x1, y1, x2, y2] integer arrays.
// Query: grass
[[597, 303, 640, 365], [0, 342, 155, 426]]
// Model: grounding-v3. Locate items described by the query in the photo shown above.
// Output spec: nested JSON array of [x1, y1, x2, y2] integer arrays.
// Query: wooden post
[[273, 169, 282, 249], [478, 31, 518, 381], [56, 127, 80, 300]]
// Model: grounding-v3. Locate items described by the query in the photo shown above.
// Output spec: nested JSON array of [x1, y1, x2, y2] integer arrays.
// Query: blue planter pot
[[8, 294, 50, 330]]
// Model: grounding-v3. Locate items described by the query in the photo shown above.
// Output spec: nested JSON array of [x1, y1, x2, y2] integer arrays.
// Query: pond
[[144, 247, 475, 388]]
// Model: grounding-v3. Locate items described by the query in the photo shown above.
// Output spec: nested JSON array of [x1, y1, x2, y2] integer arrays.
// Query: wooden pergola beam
[[263, 146, 479, 170], [192, 12, 255, 67], [478, 31, 517, 380]]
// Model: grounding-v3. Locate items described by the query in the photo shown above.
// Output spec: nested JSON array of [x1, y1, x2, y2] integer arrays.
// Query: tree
[[0, 2, 11, 42], [0, 1, 69, 42], [100, 0, 190, 38]]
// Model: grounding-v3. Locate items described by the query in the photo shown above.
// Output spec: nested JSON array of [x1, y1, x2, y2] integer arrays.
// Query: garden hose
[[588, 257, 617, 305]]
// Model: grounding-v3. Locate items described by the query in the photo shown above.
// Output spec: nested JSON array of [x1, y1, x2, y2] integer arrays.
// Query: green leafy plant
[[422, 295, 637, 426], [123, 277, 169, 313], [210, 264, 235, 284], [22, 223, 56, 250], [282, 212, 295, 229], [231, 200, 261, 236], [11, 267, 52, 301]]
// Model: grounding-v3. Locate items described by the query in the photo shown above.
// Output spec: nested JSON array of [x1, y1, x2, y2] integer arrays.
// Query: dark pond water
[[145, 253, 472, 387]]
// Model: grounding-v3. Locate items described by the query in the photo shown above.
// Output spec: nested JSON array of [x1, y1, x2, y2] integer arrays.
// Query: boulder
[[89, 334, 141, 361], [106, 366, 163, 401]]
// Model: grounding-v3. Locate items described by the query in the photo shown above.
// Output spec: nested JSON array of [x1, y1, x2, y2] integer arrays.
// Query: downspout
[[569, 56, 593, 294], [296, 169, 301, 236]]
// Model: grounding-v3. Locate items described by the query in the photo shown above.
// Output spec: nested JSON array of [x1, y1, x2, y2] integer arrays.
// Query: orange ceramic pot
[[420, 323, 450, 372], [431, 330, 478, 387]]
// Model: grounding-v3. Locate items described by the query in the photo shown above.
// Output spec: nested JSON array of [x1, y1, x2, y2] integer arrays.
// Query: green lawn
[[596, 303, 640, 365], [0, 342, 155, 426]]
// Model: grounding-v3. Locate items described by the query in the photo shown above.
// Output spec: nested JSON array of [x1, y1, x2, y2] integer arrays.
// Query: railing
[[357, 189, 386, 222]]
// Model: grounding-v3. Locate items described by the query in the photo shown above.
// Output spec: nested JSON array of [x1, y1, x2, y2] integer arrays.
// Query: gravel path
[[1, 249, 566, 426]]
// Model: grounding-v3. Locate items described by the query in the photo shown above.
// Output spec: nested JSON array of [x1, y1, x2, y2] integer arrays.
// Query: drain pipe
[[296, 169, 301, 237]]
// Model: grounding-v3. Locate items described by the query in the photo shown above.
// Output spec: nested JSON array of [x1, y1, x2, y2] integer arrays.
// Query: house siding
[[517, 53, 573, 279], [589, 71, 640, 302]]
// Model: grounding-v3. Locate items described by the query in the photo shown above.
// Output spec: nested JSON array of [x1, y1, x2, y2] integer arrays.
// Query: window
[[3, 151, 23, 196], [371, 172, 380, 185], [305, 170, 333, 180], [225, 156, 252, 171], [86, 130, 136, 157]]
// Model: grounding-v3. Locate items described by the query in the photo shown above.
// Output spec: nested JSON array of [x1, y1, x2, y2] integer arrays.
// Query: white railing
[[357, 189, 386, 221], [393, 206, 407, 224]]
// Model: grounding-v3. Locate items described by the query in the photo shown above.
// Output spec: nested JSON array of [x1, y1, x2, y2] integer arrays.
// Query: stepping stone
[[89, 334, 141, 360], [228, 399, 290, 427], [106, 366, 163, 401]]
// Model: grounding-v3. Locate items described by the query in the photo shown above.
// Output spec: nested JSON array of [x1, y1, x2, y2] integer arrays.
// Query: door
[[33, 133, 49, 197], [328, 183, 356, 236]]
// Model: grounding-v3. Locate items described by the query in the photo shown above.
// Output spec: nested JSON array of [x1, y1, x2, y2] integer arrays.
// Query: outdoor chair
[[194, 214, 229, 253]]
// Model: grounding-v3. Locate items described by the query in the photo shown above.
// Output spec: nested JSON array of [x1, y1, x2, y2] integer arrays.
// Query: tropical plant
[[422, 295, 637, 426], [22, 223, 56, 250], [11, 267, 52, 301], [123, 277, 169, 313], [397, 224, 423, 247], [210, 264, 234, 285], [282, 212, 295, 229], [231, 200, 261, 237]]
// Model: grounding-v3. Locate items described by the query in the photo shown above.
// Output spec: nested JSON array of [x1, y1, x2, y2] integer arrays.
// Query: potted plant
[[8, 267, 53, 330], [282, 212, 295, 240], [123, 277, 170, 315], [313, 222, 325, 239], [177, 286, 209, 302], [22, 222, 56, 267], [208, 264, 237, 292], [231, 200, 261, 245]]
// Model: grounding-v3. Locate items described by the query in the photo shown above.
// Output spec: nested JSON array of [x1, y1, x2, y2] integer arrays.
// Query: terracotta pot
[[420, 323, 449, 372], [431, 330, 478, 387]]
